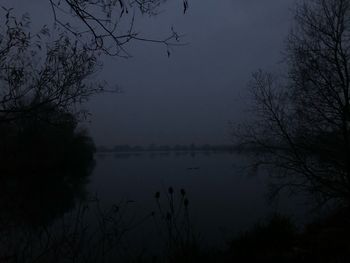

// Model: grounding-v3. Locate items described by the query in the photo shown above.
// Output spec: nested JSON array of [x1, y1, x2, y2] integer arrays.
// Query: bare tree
[[0, 9, 104, 124], [0, 0, 190, 121], [236, 0, 350, 206], [0, 0, 190, 120], [47, 0, 189, 56]]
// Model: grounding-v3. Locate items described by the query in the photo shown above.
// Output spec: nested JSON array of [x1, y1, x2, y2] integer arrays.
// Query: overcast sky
[[2, 0, 296, 146]]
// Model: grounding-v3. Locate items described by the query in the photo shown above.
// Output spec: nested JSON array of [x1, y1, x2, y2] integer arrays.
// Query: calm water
[[1, 151, 315, 261], [88, 151, 311, 246]]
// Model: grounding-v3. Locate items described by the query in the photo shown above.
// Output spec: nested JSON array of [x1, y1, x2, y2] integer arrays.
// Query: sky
[[2, 0, 296, 146]]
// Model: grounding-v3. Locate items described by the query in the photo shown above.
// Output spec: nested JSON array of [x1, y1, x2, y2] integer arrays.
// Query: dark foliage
[[229, 214, 297, 263], [0, 105, 96, 226]]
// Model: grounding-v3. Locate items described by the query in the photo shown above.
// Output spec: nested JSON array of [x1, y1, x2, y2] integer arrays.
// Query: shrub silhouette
[[0, 105, 95, 226]]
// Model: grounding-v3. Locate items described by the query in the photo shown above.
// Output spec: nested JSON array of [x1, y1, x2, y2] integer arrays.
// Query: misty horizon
[[5, 0, 295, 146], [2, 0, 348, 262]]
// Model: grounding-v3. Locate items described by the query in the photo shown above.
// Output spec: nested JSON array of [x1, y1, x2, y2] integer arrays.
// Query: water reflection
[[0, 170, 90, 227], [0, 112, 95, 227], [105, 150, 234, 160], [0, 111, 312, 262], [90, 151, 312, 250]]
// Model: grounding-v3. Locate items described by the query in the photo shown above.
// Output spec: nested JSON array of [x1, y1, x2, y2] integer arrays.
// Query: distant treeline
[[97, 144, 241, 153]]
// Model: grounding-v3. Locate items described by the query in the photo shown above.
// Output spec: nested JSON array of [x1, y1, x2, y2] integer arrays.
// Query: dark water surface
[[89, 151, 311, 247], [1, 151, 316, 261]]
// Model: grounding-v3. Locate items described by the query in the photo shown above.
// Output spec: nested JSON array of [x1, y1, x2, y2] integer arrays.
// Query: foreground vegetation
[[1, 184, 349, 263]]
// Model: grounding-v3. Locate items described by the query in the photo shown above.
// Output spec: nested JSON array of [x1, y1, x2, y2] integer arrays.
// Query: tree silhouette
[[0, 103, 96, 226], [47, 0, 189, 56], [0, 10, 98, 225], [236, 0, 350, 206], [0, 10, 104, 124]]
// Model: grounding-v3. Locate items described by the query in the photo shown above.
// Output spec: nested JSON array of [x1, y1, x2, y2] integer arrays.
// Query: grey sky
[[2, 0, 295, 146]]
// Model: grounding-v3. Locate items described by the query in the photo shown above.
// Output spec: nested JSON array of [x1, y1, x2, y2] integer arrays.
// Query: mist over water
[[2, 0, 350, 262]]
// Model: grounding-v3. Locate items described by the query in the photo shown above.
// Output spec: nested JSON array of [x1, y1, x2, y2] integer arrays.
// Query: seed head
[[168, 187, 174, 194], [155, 192, 160, 199]]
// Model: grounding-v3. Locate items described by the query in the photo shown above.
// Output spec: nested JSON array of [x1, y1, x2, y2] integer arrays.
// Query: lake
[[88, 151, 312, 248], [0, 150, 317, 261]]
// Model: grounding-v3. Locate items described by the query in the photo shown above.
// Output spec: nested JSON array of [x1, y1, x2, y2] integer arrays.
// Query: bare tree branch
[[235, 0, 350, 206], [47, 0, 189, 56]]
